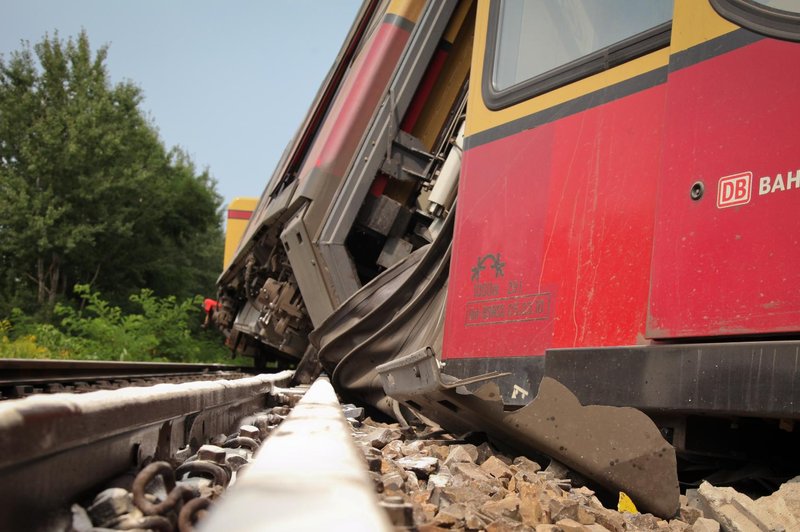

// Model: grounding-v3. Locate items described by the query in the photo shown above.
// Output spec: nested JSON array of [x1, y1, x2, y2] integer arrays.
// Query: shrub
[[1, 285, 232, 363]]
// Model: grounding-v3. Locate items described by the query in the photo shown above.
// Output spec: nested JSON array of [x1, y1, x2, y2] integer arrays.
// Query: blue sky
[[1, 0, 362, 209]]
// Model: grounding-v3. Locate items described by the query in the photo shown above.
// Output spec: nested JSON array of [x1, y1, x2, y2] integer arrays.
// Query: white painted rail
[[200, 376, 392, 531]]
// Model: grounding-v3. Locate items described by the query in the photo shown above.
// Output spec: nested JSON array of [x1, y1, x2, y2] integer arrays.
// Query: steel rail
[[0, 358, 255, 398], [0, 370, 293, 531], [200, 376, 392, 531], [0, 358, 252, 385]]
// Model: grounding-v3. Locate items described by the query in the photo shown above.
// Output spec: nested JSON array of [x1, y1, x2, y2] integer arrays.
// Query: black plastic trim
[[443, 355, 546, 404], [465, 66, 668, 150], [710, 0, 800, 42], [482, 0, 672, 111], [446, 341, 800, 418], [667, 27, 763, 72]]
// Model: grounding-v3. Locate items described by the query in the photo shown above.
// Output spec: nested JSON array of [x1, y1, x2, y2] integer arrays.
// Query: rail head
[[0, 358, 253, 389], [199, 377, 393, 531]]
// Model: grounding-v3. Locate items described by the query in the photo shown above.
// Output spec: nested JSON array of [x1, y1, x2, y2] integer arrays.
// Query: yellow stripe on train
[[465, 0, 739, 139]]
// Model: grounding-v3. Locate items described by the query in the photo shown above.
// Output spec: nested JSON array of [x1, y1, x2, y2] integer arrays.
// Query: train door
[[443, 0, 675, 403], [648, 0, 800, 339]]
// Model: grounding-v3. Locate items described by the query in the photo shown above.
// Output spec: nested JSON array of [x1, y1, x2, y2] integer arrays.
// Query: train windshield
[[492, 0, 673, 92]]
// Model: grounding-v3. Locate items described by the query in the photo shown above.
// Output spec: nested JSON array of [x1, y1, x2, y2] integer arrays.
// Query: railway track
[[0, 369, 295, 530], [0, 368, 395, 531], [0, 363, 794, 530], [0, 358, 254, 399]]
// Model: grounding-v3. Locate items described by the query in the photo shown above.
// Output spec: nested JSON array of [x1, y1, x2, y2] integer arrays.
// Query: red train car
[[218, 0, 800, 495], [444, 0, 800, 420]]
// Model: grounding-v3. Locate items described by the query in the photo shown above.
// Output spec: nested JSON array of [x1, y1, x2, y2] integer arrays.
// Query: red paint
[[306, 20, 412, 179], [280, 0, 380, 188], [445, 37, 800, 361], [369, 173, 389, 197], [444, 84, 666, 360], [401, 47, 450, 132], [227, 210, 253, 220], [648, 39, 800, 338]]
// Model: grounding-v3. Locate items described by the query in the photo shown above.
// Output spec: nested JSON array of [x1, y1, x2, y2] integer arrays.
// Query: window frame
[[710, 0, 800, 41], [482, 0, 672, 111]]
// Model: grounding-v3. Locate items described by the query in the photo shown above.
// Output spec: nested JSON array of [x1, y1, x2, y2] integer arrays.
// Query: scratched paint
[[649, 37, 800, 338], [443, 83, 665, 361]]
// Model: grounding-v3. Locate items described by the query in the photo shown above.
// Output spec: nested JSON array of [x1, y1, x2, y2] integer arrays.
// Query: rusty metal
[[376, 348, 680, 518], [238, 424, 261, 441], [175, 461, 230, 488], [0, 358, 253, 399], [133, 462, 193, 516], [178, 497, 211, 532], [117, 514, 173, 531], [0, 371, 293, 530], [222, 436, 259, 451], [254, 277, 308, 345]]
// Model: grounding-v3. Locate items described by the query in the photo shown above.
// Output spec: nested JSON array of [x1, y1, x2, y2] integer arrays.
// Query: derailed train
[[215, 0, 800, 516]]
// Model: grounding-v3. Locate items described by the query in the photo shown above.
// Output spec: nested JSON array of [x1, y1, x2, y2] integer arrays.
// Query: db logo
[[717, 171, 752, 208]]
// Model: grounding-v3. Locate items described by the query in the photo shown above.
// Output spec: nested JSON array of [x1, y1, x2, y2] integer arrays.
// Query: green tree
[[0, 31, 223, 315]]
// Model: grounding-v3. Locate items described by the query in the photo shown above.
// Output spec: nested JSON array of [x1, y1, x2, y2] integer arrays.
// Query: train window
[[710, 0, 800, 41], [483, 0, 673, 110]]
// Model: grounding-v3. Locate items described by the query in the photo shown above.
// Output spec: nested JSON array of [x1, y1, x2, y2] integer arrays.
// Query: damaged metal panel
[[316, 0, 459, 304], [297, 206, 455, 412], [376, 348, 680, 519], [282, 204, 336, 327], [300, 200, 679, 518], [379, 130, 434, 182], [377, 237, 414, 269]]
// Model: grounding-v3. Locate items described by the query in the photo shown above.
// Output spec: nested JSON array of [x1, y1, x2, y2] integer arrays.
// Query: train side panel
[[443, 1, 670, 379], [443, 0, 800, 404], [648, 1, 800, 338]]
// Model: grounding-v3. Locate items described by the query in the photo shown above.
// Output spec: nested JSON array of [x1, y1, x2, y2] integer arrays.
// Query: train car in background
[[216, 0, 800, 492], [223, 197, 258, 269]]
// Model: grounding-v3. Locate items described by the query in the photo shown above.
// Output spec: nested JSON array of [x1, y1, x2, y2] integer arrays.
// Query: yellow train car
[[223, 197, 258, 269]]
